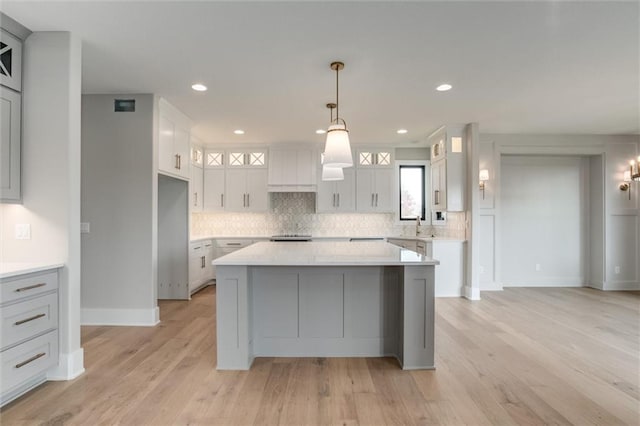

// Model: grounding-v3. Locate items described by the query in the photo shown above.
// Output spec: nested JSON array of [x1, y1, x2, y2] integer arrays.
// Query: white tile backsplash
[[191, 193, 466, 239]]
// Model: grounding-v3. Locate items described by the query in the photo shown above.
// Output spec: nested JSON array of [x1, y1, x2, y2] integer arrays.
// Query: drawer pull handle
[[15, 313, 46, 326], [226, 243, 241, 246], [15, 352, 46, 369], [15, 283, 46, 293]]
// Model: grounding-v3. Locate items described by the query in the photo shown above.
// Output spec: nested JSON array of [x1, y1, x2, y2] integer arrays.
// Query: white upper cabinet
[[189, 141, 204, 212], [190, 161, 203, 212], [428, 125, 465, 212], [0, 87, 21, 202], [317, 167, 355, 213], [204, 150, 224, 168], [191, 145, 203, 167], [268, 147, 317, 191], [226, 149, 267, 168], [356, 168, 394, 213], [430, 158, 447, 212], [357, 149, 393, 168], [158, 98, 191, 180], [203, 168, 225, 212], [225, 168, 268, 212], [355, 148, 394, 213]]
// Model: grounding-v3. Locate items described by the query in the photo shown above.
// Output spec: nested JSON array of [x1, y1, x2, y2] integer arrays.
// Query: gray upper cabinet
[[0, 29, 22, 92], [0, 88, 21, 202], [0, 29, 23, 203]]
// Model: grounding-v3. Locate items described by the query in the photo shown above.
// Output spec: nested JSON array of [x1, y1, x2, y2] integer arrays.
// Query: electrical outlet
[[15, 224, 31, 240], [615, 266, 620, 274], [535, 263, 541, 272], [80, 222, 90, 234]]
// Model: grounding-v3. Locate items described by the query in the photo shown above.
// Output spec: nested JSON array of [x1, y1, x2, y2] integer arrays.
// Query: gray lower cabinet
[[1, 268, 60, 406]]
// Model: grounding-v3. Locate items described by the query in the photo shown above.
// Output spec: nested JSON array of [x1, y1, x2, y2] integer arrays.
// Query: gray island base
[[213, 241, 439, 370]]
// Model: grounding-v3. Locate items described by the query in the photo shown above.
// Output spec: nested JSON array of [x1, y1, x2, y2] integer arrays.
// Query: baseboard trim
[[81, 306, 160, 326], [464, 286, 481, 300], [480, 281, 504, 291], [602, 281, 640, 291], [47, 348, 85, 381]]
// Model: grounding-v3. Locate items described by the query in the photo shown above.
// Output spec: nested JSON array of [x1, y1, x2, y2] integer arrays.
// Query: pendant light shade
[[322, 165, 344, 181], [323, 61, 353, 168], [324, 123, 353, 168]]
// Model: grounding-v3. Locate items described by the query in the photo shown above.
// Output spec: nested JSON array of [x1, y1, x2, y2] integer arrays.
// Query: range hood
[[268, 147, 318, 192], [267, 184, 317, 193]]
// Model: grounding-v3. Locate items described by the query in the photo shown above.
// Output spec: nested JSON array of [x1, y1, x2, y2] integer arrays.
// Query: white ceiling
[[3, 1, 639, 146]]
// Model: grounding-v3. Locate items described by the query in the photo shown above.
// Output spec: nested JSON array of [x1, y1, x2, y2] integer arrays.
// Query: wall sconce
[[620, 171, 632, 200], [479, 169, 489, 199], [620, 157, 640, 200]]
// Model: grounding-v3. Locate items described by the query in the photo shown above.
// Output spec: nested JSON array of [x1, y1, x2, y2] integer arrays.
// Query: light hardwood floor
[[1, 286, 639, 425]]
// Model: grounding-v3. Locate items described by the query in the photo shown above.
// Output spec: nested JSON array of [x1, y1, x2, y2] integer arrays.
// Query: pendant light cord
[[335, 66, 339, 122]]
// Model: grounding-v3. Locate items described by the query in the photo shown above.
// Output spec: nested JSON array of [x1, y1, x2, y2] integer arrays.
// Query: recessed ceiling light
[[436, 83, 452, 92], [191, 83, 207, 92], [397, 129, 408, 134], [233, 129, 245, 135], [316, 129, 326, 134]]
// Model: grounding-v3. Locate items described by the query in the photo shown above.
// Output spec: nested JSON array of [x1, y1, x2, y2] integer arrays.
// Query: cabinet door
[[296, 148, 315, 186], [316, 179, 337, 212], [190, 165, 203, 212], [0, 30, 22, 92], [188, 245, 203, 292], [356, 168, 375, 212], [431, 160, 447, 211], [373, 168, 393, 212], [268, 149, 295, 185], [225, 169, 248, 211], [158, 115, 175, 175], [203, 168, 226, 212], [173, 127, 190, 179], [204, 242, 215, 281], [335, 167, 355, 212], [0, 87, 21, 202], [246, 169, 268, 212]]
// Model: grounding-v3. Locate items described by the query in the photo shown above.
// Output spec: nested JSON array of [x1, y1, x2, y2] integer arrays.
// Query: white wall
[[81, 94, 159, 325], [0, 32, 84, 379], [501, 156, 587, 286], [477, 134, 640, 292]]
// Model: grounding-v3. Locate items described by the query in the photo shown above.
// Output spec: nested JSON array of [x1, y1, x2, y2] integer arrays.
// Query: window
[[399, 165, 425, 220]]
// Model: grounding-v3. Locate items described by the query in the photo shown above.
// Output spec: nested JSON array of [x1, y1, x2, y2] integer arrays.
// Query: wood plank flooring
[[1, 286, 638, 425]]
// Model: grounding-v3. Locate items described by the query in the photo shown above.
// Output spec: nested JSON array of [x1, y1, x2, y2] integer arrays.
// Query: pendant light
[[323, 61, 353, 168], [322, 165, 344, 181], [322, 103, 345, 181]]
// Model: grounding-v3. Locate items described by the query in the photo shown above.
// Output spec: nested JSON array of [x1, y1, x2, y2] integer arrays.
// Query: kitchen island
[[213, 241, 439, 370]]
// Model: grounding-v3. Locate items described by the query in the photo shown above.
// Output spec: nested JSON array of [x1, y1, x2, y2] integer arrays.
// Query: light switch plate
[[15, 224, 31, 240], [80, 222, 90, 234]]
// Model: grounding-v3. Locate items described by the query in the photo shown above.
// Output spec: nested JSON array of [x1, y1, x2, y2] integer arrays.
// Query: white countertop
[[387, 236, 467, 243], [0, 262, 64, 279], [192, 235, 465, 243], [213, 241, 440, 266]]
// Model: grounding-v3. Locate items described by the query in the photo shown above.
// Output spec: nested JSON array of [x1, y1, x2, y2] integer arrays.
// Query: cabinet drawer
[[1, 293, 58, 351], [1, 271, 58, 305], [215, 239, 252, 249], [1, 330, 58, 395]]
